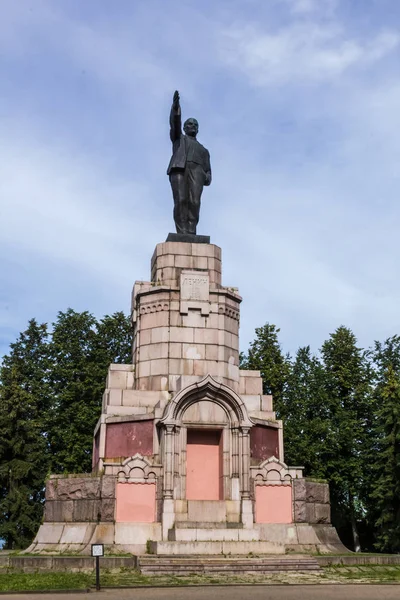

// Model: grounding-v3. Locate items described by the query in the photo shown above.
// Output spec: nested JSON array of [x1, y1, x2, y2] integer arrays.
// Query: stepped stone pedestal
[[29, 239, 348, 556]]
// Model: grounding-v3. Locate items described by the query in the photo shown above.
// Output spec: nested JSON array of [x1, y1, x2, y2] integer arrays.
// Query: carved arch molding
[[159, 375, 253, 500], [159, 374, 252, 427]]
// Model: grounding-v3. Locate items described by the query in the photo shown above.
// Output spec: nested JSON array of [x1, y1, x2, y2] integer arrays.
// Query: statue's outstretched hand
[[173, 90, 180, 110]]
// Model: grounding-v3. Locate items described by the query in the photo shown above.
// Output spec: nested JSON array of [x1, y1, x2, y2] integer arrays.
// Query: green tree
[[48, 310, 131, 474], [0, 320, 50, 549], [242, 323, 290, 416], [369, 339, 400, 552], [282, 346, 331, 476], [320, 326, 371, 552]]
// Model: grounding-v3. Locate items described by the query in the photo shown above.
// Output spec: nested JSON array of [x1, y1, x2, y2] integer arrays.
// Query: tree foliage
[[0, 320, 50, 549], [369, 338, 400, 552], [2, 309, 400, 553], [242, 322, 399, 552], [242, 323, 290, 416], [0, 310, 132, 549]]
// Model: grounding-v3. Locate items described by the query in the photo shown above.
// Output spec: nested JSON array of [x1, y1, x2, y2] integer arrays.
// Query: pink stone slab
[[115, 482, 156, 523], [186, 430, 222, 501], [255, 485, 292, 524]]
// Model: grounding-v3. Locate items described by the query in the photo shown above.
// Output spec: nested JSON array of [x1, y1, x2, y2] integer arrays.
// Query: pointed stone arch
[[160, 375, 252, 427], [158, 376, 253, 504]]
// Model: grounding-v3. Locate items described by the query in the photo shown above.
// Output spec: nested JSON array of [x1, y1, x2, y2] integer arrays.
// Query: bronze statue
[[167, 91, 211, 235]]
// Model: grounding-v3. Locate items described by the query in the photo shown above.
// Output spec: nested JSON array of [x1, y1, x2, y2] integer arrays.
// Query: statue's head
[[183, 118, 198, 138]]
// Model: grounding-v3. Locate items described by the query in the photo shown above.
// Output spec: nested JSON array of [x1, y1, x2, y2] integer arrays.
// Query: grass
[[1, 566, 400, 592], [0, 572, 92, 592], [324, 565, 400, 582]]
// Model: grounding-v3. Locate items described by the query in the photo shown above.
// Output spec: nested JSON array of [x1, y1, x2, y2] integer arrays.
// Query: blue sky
[[1, 0, 400, 358]]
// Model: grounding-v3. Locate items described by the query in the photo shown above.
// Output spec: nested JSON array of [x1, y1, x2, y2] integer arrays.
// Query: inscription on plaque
[[181, 271, 209, 302]]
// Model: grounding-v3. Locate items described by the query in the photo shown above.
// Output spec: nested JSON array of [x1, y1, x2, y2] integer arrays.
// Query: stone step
[[148, 540, 285, 555], [168, 528, 260, 542], [175, 522, 243, 529], [140, 556, 319, 565], [139, 555, 321, 575]]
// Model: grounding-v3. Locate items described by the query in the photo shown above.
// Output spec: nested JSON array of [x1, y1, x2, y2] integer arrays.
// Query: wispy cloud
[[281, 0, 338, 16], [220, 20, 399, 85]]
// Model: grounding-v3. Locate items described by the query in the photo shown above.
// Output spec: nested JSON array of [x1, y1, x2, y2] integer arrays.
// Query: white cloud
[[281, 0, 338, 15], [220, 22, 399, 85]]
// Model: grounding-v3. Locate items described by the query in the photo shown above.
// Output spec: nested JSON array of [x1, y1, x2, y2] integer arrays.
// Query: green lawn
[[1, 566, 400, 592], [324, 565, 400, 581], [0, 572, 92, 592]]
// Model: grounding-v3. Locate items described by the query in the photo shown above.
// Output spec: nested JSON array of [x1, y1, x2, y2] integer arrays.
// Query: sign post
[[91, 543, 104, 591]]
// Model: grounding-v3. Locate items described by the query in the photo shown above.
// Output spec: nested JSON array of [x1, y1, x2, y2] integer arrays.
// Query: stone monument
[[28, 93, 347, 556]]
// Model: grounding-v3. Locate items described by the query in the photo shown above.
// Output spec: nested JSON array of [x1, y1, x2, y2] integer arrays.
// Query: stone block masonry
[[44, 475, 115, 523], [29, 238, 348, 556], [132, 242, 241, 392]]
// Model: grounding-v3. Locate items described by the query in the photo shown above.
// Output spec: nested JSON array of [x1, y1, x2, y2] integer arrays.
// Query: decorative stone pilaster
[[232, 427, 239, 477], [239, 426, 251, 499], [163, 424, 175, 499], [239, 425, 253, 527]]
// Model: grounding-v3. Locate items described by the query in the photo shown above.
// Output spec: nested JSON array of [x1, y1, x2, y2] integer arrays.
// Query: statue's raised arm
[[170, 90, 182, 143]]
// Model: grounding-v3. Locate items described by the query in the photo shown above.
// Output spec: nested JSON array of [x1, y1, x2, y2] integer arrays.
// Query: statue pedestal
[[166, 232, 210, 244], [28, 239, 348, 557]]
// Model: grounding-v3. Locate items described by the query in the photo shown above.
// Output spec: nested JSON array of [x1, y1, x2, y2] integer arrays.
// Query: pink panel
[[255, 485, 292, 523], [186, 430, 221, 500], [115, 482, 156, 523]]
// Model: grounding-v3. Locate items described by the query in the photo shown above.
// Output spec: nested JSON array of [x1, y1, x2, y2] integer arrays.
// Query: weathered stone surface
[[45, 500, 73, 522], [315, 503, 331, 524], [100, 499, 115, 522], [150, 540, 284, 555], [45, 480, 58, 501], [59, 524, 92, 544], [261, 395, 273, 411], [296, 524, 320, 544], [294, 500, 307, 522], [10, 557, 54, 572], [293, 478, 306, 501], [57, 477, 101, 500], [106, 370, 128, 389], [114, 522, 162, 545], [91, 523, 115, 545], [305, 481, 329, 504], [101, 476, 116, 499], [188, 500, 226, 522], [34, 523, 64, 544], [313, 524, 346, 546], [256, 523, 298, 544], [181, 272, 209, 302], [72, 499, 100, 522], [244, 376, 263, 395], [306, 503, 316, 523]]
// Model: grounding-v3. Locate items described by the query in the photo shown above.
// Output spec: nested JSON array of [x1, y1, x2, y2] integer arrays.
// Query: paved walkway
[[4, 585, 400, 600]]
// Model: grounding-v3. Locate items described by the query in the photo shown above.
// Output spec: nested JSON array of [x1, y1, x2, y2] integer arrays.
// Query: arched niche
[[158, 375, 253, 501]]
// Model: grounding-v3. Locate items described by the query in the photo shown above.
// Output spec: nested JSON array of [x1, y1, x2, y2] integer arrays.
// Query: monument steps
[[174, 521, 243, 529], [139, 555, 321, 575], [148, 540, 285, 555], [168, 527, 260, 541]]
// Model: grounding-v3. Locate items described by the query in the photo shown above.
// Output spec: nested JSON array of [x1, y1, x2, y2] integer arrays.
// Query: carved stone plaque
[[180, 271, 209, 302]]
